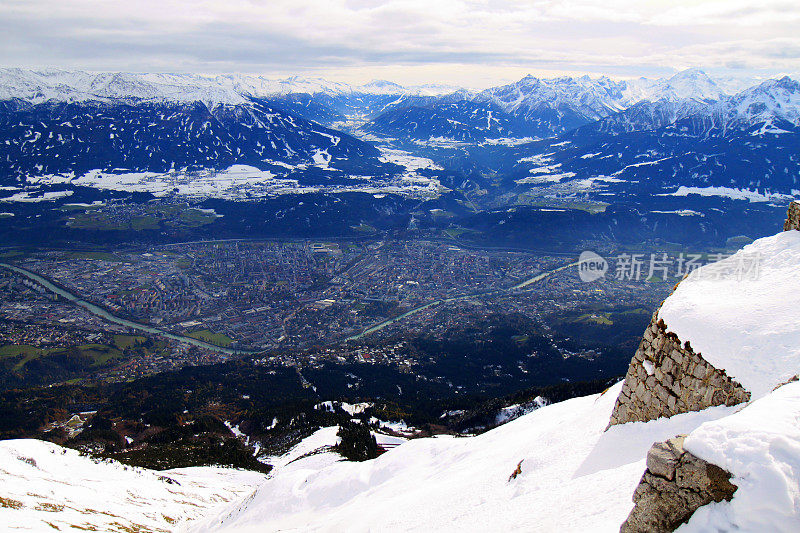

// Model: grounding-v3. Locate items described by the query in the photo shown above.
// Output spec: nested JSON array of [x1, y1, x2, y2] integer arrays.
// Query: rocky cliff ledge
[[620, 436, 737, 533], [609, 199, 800, 428], [615, 201, 800, 532], [784, 200, 800, 231], [607, 314, 749, 428]]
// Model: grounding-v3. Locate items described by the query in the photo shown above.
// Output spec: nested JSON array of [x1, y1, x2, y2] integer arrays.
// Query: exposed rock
[[784, 201, 800, 231], [620, 436, 738, 533], [607, 312, 750, 428]]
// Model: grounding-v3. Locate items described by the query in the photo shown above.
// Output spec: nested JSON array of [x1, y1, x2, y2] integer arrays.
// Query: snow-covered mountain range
[[0, 68, 798, 202], [0, 69, 461, 108]]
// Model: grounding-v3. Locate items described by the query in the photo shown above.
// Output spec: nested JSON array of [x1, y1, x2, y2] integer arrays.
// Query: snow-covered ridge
[[707, 76, 800, 131], [474, 69, 734, 122], [0, 68, 771, 112], [0, 69, 463, 108], [658, 230, 800, 399]]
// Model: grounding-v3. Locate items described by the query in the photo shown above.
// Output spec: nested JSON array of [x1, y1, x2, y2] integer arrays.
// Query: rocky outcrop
[[607, 313, 750, 427], [785, 201, 800, 231], [616, 202, 799, 532], [620, 436, 738, 533]]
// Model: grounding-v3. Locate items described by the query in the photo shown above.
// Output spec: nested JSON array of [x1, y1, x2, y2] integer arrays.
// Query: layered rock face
[[785, 200, 800, 231], [607, 314, 750, 427], [620, 436, 738, 533]]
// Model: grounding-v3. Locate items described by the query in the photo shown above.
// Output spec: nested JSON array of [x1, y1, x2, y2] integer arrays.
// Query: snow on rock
[[659, 230, 800, 399], [0, 439, 264, 532], [494, 396, 548, 425], [680, 380, 800, 533], [314, 400, 373, 416], [195, 383, 736, 533], [260, 426, 342, 471]]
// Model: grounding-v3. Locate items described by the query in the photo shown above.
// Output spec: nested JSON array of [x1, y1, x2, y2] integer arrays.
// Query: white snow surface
[[680, 380, 800, 533], [0, 439, 264, 532], [0, 69, 463, 108], [659, 230, 800, 398], [0, 190, 74, 202], [24, 162, 446, 200], [196, 383, 736, 532], [664, 185, 796, 202]]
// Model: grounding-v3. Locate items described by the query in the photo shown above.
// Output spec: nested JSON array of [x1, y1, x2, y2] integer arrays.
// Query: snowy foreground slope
[[0, 439, 264, 532], [195, 384, 735, 533]]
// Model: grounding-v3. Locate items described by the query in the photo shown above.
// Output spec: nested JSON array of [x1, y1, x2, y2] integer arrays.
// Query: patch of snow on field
[[664, 186, 796, 203], [1, 190, 73, 202], [481, 137, 536, 146], [516, 171, 577, 184], [651, 209, 704, 217], [315, 401, 373, 415], [26, 166, 316, 199], [24, 158, 446, 200], [378, 147, 442, 171]]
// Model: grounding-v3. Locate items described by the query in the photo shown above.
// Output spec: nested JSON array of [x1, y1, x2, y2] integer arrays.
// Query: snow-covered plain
[[19, 160, 447, 201]]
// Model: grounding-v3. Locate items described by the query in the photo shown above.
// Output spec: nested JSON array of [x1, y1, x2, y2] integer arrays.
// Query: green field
[[60, 203, 104, 211], [66, 205, 219, 231], [0, 345, 46, 370], [0, 343, 125, 371], [186, 329, 234, 347], [112, 334, 146, 350], [351, 223, 377, 233], [443, 226, 480, 239]]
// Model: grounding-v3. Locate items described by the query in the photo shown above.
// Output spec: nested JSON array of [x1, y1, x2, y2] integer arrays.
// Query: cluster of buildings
[[1, 238, 673, 383]]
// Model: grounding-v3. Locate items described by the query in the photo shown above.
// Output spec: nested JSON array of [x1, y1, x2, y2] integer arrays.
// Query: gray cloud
[[0, 0, 797, 86]]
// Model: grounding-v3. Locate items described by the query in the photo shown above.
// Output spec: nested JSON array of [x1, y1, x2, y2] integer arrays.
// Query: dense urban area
[[0, 238, 682, 385]]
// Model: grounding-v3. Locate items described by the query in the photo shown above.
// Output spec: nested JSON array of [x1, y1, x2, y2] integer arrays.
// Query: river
[[346, 261, 579, 341], [0, 262, 255, 355]]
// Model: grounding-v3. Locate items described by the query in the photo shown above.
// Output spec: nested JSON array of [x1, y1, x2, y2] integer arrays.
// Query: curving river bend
[[0, 262, 256, 355]]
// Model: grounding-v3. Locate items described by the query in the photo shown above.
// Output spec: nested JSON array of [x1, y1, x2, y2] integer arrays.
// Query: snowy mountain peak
[[695, 75, 800, 133], [358, 79, 408, 94], [666, 68, 725, 101]]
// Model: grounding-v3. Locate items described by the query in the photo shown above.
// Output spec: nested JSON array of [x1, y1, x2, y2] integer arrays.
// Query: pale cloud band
[[0, 0, 797, 86]]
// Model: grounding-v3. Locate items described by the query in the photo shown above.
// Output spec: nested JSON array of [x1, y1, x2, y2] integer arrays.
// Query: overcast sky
[[1, 0, 798, 87]]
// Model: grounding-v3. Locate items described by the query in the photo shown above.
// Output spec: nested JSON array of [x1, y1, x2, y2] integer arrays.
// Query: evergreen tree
[[335, 421, 378, 461]]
